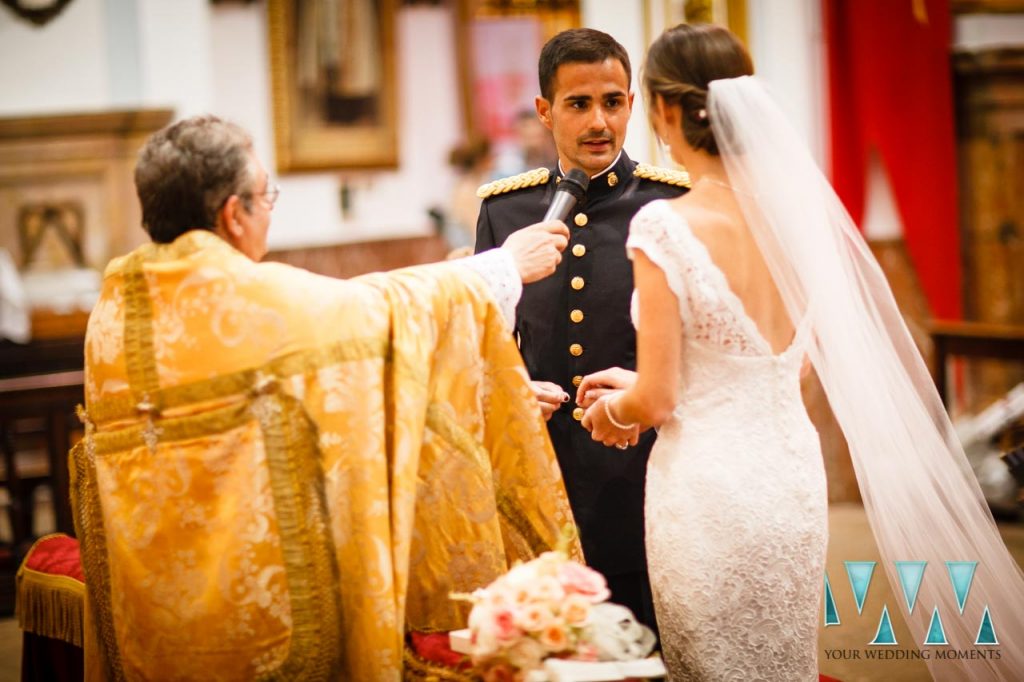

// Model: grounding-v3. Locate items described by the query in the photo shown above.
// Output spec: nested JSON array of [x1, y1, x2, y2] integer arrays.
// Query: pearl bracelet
[[604, 393, 638, 430]]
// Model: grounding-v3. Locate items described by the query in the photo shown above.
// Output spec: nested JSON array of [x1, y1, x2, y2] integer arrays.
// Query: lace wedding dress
[[628, 199, 828, 681]]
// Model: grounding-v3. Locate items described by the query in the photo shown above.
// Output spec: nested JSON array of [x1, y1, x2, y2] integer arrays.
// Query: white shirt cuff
[[458, 248, 522, 329]]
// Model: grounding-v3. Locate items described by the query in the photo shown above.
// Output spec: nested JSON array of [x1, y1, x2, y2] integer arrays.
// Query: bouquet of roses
[[455, 551, 655, 681]]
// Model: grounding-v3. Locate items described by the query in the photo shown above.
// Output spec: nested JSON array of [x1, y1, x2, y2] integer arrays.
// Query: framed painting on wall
[[267, 0, 398, 171]]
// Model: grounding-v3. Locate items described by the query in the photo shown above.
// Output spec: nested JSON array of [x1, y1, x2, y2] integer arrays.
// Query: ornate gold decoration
[[267, 0, 399, 171], [607, 171, 618, 187], [634, 163, 693, 188], [75, 247, 344, 680], [476, 167, 551, 199]]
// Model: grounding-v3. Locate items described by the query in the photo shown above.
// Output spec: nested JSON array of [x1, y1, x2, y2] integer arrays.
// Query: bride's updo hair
[[643, 24, 753, 156]]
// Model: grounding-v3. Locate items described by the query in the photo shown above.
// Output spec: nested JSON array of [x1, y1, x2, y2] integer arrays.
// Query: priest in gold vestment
[[71, 116, 577, 681]]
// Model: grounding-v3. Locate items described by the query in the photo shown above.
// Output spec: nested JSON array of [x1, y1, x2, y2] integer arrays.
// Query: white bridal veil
[[708, 75, 1024, 680]]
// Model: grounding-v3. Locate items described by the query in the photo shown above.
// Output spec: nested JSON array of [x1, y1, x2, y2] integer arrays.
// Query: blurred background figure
[[439, 136, 493, 250], [492, 109, 559, 178]]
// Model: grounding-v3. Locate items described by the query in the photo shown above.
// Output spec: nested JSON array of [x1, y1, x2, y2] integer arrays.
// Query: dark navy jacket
[[474, 151, 688, 577]]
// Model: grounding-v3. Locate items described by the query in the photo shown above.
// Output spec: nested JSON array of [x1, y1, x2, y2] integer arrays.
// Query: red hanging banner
[[825, 0, 962, 319]]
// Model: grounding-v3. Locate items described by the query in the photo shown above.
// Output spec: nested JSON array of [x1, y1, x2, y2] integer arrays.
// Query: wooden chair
[[0, 365, 83, 549], [930, 320, 1024, 408]]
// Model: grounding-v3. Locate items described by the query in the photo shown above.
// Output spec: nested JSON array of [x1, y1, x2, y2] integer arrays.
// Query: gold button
[[569, 343, 583, 357], [572, 244, 586, 257], [574, 213, 588, 227], [572, 407, 584, 421], [571, 276, 585, 291], [572, 375, 583, 387], [608, 171, 618, 187], [570, 309, 584, 323]]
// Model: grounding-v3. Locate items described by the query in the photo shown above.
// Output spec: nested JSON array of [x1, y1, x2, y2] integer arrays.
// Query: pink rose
[[558, 561, 611, 603], [494, 609, 521, 645]]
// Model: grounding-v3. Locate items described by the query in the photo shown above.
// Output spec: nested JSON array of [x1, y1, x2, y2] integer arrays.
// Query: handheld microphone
[[543, 168, 589, 222]]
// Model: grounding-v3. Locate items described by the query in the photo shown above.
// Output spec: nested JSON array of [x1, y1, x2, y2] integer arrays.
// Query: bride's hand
[[581, 395, 639, 450], [576, 368, 637, 407], [577, 387, 616, 409]]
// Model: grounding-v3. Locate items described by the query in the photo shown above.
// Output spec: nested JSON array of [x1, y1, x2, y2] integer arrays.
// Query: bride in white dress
[[580, 24, 1024, 681], [580, 25, 825, 680]]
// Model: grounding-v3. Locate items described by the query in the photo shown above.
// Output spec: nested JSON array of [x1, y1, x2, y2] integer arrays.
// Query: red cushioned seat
[[15, 533, 85, 682], [404, 631, 476, 681], [16, 533, 84, 645]]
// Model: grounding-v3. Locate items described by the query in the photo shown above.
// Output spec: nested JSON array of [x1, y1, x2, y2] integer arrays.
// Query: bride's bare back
[[667, 183, 796, 355]]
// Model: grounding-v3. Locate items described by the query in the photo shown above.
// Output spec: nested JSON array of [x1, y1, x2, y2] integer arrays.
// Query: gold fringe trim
[[476, 167, 550, 199], [403, 643, 478, 682], [15, 564, 86, 648], [634, 162, 692, 188]]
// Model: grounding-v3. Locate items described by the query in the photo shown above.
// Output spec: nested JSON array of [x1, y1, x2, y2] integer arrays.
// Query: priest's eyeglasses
[[253, 183, 281, 208]]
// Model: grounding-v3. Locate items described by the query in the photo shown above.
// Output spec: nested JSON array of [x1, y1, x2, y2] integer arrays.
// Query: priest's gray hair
[[135, 115, 256, 243]]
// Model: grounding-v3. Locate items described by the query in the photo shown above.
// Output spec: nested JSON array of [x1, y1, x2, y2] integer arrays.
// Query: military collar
[[555, 151, 634, 204]]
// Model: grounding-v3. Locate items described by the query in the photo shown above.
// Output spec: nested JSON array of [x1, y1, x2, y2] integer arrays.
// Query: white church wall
[[0, 0, 110, 115], [747, 0, 828, 168], [211, 3, 464, 249], [0, 0, 854, 251], [955, 13, 1024, 50], [136, 0, 213, 120]]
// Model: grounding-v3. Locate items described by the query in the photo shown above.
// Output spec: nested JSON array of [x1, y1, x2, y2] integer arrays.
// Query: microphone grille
[[561, 168, 589, 199]]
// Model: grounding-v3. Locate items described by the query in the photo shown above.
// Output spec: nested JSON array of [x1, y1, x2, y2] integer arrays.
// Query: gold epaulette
[[634, 163, 692, 188], [476, 167, 551, 199]]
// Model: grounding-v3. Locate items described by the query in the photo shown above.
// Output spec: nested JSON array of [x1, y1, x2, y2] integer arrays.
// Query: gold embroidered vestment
[[72, 231, 579, 681]]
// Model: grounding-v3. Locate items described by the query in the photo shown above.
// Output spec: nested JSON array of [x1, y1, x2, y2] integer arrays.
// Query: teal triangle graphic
[[924, 606, 948, 645], [975, 606, 999, 645], [895, 561, 927, 614], [824, 573, 840, 626], [845, 561, 876, 615], [945, 561, 977, 614], [870, 605, 898, 645]]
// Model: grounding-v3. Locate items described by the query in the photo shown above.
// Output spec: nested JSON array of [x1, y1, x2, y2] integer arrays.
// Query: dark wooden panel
[[265, 234, 451, 279]]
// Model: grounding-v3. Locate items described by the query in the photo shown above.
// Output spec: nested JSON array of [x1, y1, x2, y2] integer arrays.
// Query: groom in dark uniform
[[474, 28, 688, 631]]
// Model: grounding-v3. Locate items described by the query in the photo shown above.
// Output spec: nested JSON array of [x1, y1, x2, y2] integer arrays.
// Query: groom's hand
[[576, 367, 637, 407], [502, 220, 570, 283], [531, 380, 569, 421]]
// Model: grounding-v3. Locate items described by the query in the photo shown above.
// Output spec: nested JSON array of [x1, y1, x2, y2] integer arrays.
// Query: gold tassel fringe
[[15, 564, 85, 648]]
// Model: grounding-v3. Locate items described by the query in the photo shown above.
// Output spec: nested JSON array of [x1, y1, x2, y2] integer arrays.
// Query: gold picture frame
[[267, 0, 398, 172]]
